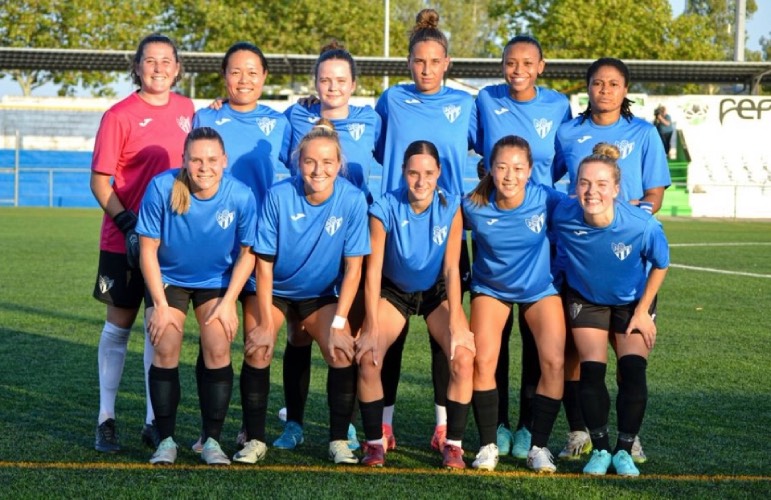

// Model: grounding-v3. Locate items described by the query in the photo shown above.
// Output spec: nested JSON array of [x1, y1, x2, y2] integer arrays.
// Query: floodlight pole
[[734, 0, 746, 62], [383, 0, 390, 91]]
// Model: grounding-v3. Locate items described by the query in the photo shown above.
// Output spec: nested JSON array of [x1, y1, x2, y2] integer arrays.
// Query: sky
[[1, 1, 768, 98]]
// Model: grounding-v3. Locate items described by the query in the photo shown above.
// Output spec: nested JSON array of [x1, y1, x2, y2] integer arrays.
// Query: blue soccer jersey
[[285, 103, 382, 201], [552, 116, 671, 201], [375, 84, 477, 196], [463, 184, 565, 303], [136, 169, 257, 289], [553, 198, 670, 305], [193, 103, 291, 209], [369, 187, 460, 293], [474, 84, 571, 187], [254, 176, 370, 300]]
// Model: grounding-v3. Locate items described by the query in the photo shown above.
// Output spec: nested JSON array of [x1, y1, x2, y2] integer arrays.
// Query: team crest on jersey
[[347, 123, 365, 141], [614, 140, 634, 159], [612, 242, 632, 261], [177, 116, 192, 133], [569, 302, 582, 320], [432, 225, 448, 246], [533, 118, 553, 139], [216, 209, 235, 229], [98, 275, 114, 294], [307, 116, 320, 124], [257, 117, 276, 136], [443, 104, 461, 123], [325, 216, 343, 236], [525, 213, 545, 233]]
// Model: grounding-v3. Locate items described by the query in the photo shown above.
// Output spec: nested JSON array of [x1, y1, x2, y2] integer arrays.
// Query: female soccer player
[[355, 140, 474, 468], [192, 41, 291, 453], [473, 34, 572, 459], [552, 144, 669, 476], [462, 135, 565, 473], [136, 127, 257, 465], [553, 57, 671, 462], [90, 33, 194, 453], [233, 119, 370, 465], [374, 7, 477, 450]]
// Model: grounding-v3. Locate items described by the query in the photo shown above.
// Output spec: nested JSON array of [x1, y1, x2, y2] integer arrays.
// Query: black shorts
[[272, 295, 338, 322], [469, 292, 540, 314], [144, 284, 226, 314], [460, 239, 471, 293], [92, 250, 145, 309], [381, 276, 447, 321], [564, 286, 657, 334]]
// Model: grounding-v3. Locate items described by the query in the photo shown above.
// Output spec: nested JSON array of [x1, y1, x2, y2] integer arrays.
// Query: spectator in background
[[654, 106, 673, 157]]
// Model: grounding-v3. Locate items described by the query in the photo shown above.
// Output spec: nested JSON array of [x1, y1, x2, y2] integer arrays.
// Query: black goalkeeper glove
[[113, 210, 140, 269]]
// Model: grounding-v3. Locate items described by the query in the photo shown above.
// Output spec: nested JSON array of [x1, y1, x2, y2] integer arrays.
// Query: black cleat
[[141, 421, 160, 449], [95, 418, 121, 453]]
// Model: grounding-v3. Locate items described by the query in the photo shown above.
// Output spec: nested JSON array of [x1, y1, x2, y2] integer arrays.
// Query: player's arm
[[329, 254, 363, 363], [443, 210, 474, 359], [140, 235, 180, 345], [356, 217, 385, 365]]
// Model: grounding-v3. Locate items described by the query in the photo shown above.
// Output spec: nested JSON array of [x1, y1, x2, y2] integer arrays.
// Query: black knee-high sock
[[615, 355, 648, 454], [430, 333, 450, 407], [283, 343, 312, 425], [240, 363, 269, 443], [472, 389, 498, 446], [195, 342, 204, 427], [328, 365, 356, 441], [495, 311, 514, 428], [359, 398, 384, 442], [562, 381, 586, 431], [529, 394, 561, 448], [446, 399, 471, 442], [149, 365, 180, 441], [383, 322, 407, 407], [517, 309, 541, 430], [200, 364, 233, 442], [580, 361, 610, 452]]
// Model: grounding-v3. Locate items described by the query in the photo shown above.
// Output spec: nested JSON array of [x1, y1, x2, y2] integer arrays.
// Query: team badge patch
[[615, 140, 634, 159], [612, 242, 632, 261], [308, 116, 320, 124], [177, 116, 192, 133], [216, 209, 235, 229], [533, 118, 553, 139], [325, 216, 343, 236], [525, 213, 545, 233], [347, 123, 365, 141], [432, 225, 448, 245], [258, 117, 276, 136], [569, 302, 582, 320], [443, 104, 461, 123], [98, 275, 114, 294]]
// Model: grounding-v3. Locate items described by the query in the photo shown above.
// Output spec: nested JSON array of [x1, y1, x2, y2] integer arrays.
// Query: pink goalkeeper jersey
[[92, 92, 194, 253]]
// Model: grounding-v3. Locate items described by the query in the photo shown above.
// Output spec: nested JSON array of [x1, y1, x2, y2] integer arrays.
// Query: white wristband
[[331, 315, 347, 329]]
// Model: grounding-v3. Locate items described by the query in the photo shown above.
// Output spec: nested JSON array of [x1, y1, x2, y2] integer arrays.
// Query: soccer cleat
[[201, 437, 231, 466], [442, 444, 465, 469], [612, 449, 640, 477], [95, 418, 121, 453], [273, 421, 304, 449], [496, 424, 514, 456], [631, 435, 647, 464], [583, 449, 612, 475], [191, 436, 203, 454], [149, 436, 178, 465], [472, 443, 499, 471], [527, 446, 557, 473], [347, 423, 360, 451], [235, 426, 247, 449], [329, 440, 359, 464], [382, 424, 396, 452], [430, 424, 447, 452], [511, 426, 531, 459], [141, 421, 160, 449], [558, 430, 593, 461], [233, 439, 267, 464], [361, 442, 385, 467]]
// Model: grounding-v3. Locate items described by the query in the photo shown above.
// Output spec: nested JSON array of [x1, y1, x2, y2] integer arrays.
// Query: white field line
[[669, 242, 771, 278], [670, 242, 771, 248], [669, 264, 771, 279]]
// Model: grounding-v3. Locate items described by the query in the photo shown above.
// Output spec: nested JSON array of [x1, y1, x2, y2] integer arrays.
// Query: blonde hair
[[577, 142, 621, 185], [291, 118, 346, 174], [171, 127, 225, 215], [409, 8, 448, 56]]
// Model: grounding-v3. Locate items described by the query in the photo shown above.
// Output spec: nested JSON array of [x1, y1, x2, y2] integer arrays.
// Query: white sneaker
[[557, 430, 592, 460], [328, 439, 358, 464], [233, 439, 267, 464], [527, 445, 556, 473], [472, 443, 499, 471], [149, 436, 178, 465], [201, 437, 231, 465], [631, 435, 647, 464]]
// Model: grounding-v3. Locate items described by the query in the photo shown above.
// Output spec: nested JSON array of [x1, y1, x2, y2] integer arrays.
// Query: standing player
[[355, 140, 474, 468], [90, 33, 193, 453], [552, 144, 669, 476], [553, 57, 671, 462], [374, 8, 477, 450], [462, 135, 566, 472], [233, 120, 370, 465], [473, 34, 572, 459], [136, 127, 257, 465], [191, 41, 290, 453]]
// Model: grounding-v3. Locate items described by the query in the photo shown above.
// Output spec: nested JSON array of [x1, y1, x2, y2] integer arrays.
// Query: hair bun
[[414, 8, 439, 30], [320, 39, 344, 54], [592, 142, 620, 160], [313, 117, 336, 131]]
